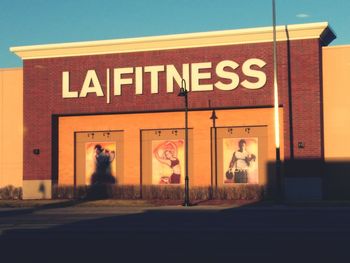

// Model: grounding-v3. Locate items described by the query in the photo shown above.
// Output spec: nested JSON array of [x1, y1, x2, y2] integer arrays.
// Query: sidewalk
[[2, 199, 350, 209]]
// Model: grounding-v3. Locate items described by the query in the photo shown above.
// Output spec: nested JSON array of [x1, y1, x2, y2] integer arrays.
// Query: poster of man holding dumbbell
[[223, 138, 258, 184]]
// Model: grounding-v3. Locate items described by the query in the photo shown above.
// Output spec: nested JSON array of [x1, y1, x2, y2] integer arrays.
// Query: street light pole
[[178, 79, 190, 206], [209, 102, 218, 189], [272, 0, 282, 201]]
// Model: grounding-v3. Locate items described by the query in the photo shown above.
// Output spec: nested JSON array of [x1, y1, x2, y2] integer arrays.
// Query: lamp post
[[209, 101, 218, 189], [178, 79, 190, 206]]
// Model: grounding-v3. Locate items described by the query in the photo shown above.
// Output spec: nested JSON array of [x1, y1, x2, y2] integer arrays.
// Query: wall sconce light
[[155, 130, 161, 136], [245, 128, 251, 134], [88, 132, 95, 139], [103, 132, 110, 138], [172, 130, 178, 136], [228, 128, 233, 134], [298, 142, 305, 149]]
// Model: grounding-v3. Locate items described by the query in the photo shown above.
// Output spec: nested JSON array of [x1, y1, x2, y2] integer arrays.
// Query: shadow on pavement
[[1, 202, 350, 262]]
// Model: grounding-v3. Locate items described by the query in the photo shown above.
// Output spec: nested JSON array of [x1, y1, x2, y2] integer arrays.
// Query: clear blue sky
[[1, 0, 349, 68]]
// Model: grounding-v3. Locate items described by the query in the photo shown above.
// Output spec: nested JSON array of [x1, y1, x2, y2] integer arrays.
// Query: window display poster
[[151, 140, 185, 185], [223, 138, 258, 184], [85, 142, 117, 185]]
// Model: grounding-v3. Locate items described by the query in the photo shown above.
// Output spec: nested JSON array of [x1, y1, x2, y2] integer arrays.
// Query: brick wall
[[23, 39, 323, 180], [288, 39, 324, 158]]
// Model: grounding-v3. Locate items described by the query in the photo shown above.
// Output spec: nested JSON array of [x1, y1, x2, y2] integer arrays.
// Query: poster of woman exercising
[[152, 140, 184, 185]]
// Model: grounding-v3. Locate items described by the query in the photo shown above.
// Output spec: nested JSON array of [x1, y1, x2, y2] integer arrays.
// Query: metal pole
[[273, 0, 282, 201], [213, 114, 217, 189], [184, 92, 190, 206], [210, 108, 218, 189], [178, 79, 190, 206]]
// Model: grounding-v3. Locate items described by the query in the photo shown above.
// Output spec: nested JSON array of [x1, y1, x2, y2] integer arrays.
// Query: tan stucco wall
[[22, 180, 51, 199], [323, 45, 350, 199], [323, 46, 350, 161], [59, 108, 284, 187], [0, 68, 23, 187]]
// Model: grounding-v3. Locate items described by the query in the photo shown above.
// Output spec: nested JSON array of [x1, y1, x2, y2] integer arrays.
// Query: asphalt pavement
[[1, 204, 350, 262]]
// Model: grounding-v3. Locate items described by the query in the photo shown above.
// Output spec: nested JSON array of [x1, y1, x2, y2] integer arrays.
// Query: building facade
[[1, 22, 349, 200]]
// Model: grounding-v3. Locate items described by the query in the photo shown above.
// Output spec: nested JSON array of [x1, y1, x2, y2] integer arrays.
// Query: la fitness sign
[[62, 58, 267, 103]]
